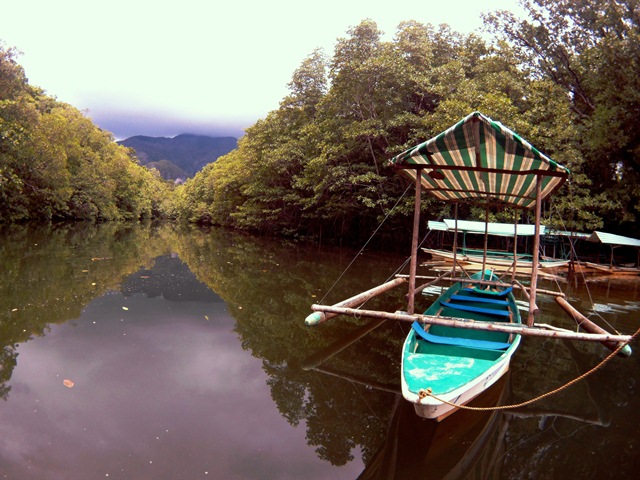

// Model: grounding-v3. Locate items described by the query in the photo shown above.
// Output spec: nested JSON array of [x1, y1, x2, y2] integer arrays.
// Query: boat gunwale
[[401, 272, 521, 402]]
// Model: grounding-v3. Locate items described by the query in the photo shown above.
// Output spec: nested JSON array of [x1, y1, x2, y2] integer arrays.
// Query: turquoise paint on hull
[[402, 271, 521, 397]]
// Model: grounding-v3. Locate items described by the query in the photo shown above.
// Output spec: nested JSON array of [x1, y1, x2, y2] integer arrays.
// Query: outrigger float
[[305, 112, 634, 421]]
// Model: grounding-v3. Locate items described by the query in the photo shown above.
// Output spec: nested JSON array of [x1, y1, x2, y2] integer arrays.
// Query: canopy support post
[[452, 203, 459, 277], [482, 202, 489, 278], [512, 210, 518, 283], [407, 168, 423, 314], [528, 174, 543, 326]]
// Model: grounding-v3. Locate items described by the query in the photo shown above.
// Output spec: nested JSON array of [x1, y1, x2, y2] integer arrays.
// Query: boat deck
[[403, 283, 518, 395], [404, 345, 500, 394]]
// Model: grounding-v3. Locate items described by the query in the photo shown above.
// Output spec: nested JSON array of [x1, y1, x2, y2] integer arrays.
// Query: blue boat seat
[[439, 300, 511, 317], [464, 286, 513, 297], [412, 321, 511, 350], [450, 294, 509, 306]]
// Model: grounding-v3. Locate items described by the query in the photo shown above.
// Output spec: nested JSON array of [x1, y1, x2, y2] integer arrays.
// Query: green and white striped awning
[[388, 112, 570, 209]]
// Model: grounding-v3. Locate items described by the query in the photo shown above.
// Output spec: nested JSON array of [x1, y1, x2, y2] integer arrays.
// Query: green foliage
[[177, 14, 625, 244], [5, 4, 633, 239], [485, 0, 640, 233], [144, 159, 187, 181], [0, 44, 173, 223]]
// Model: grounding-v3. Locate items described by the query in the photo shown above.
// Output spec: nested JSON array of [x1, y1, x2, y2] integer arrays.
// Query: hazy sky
[[1, 0, 523, 139]]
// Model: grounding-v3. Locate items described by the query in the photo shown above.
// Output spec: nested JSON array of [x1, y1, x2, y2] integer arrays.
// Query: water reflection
[[359, 374, 511, 479], [0, 223, 638, 478]]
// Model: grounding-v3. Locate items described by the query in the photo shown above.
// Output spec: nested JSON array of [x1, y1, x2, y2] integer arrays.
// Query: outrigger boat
[[424, 219, 570, 274], [305, 112, 633, 421], [423, 247, 570, 274], [581, 231, 640, 275], [422, 218, 570, 275]]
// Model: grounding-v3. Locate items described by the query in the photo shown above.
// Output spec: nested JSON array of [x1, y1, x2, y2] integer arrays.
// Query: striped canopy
[[388, 112, 570, 209]]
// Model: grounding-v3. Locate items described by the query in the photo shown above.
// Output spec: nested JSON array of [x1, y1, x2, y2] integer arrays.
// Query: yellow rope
[[419, 326, 640, 412]]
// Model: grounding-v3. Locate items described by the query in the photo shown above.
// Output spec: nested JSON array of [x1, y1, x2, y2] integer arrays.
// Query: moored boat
[[401, 270, 520, 420], [583, 261, 640, 275], [423, 247, 570, 273], [305, 111, 634, 421]]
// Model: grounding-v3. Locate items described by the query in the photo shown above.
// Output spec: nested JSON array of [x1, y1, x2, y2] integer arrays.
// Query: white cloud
[[1, 0, 524, 138]]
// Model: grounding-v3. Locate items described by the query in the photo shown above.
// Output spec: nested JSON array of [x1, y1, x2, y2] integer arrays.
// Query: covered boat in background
[[583, 231, 640, 275], [423, 218, 570, 275]]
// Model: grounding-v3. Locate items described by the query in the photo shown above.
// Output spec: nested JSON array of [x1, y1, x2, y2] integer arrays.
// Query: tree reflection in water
[[1, 223, 639, 478]]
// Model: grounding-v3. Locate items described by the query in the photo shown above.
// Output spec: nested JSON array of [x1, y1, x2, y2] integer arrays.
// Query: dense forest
[[173, 0, 640, 244], [0, 47, 173, 222], [2, 0, 639, 246]]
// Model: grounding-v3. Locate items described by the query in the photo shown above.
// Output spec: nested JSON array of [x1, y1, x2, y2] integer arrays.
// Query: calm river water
[[0, 223, 638, 479]]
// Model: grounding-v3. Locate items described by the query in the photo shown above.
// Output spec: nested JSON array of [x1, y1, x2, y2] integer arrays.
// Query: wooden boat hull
[[583, 261, 640, 275], [401, 271, 521, 420], [424, 248, 569, 272]]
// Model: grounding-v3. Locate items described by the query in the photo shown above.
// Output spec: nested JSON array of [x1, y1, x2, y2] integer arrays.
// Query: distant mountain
[[118, 134, 237, 181]]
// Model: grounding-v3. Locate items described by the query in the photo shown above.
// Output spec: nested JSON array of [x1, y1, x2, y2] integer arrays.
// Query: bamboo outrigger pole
[[304, 277, 406, 326], [555, 296, 632, 357], [308, 304, 633, 344]]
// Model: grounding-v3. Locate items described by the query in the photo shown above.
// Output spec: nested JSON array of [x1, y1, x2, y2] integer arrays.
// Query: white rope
[[319, 183, 412, 304]]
